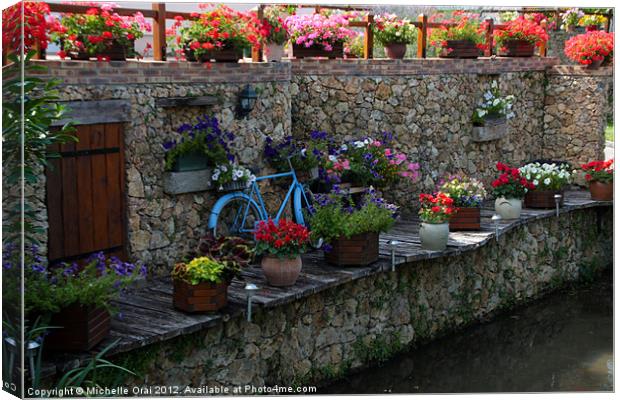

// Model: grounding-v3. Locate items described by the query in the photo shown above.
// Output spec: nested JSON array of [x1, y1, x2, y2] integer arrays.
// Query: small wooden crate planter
[[70, 40, 134, 61], [45, 305, 111, 351], [184, 48, 244, 63], [439, 40, 480, 59], [499, 40, 535, 57], [449, 207, 481, 231], [291, 43, 344, 59], [173, 280, 228, 313], [524, 190, 564, 209], [325, 232, 379, 266]]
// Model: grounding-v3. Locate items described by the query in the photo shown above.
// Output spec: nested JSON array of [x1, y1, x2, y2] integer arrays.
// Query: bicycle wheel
[[209, 194, 263, 238], [293, 185, 323, 249]]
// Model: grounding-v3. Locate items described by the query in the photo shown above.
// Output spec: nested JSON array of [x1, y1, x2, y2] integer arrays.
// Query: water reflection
[[323, 271, 613, 393]]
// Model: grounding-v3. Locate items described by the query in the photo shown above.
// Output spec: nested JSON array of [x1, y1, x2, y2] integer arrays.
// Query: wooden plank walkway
[[47, 190, 611, 372]]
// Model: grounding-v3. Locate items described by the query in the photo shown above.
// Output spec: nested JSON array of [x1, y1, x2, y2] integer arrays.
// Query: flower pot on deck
[[449, 207, 481, 231], [291, 43, 343, 59], [584, 58, 604, 70], [325, 232, 379, 266], [45, 305, 111, 351], [499, 39, 535, 57], [384, 43, 407, 59], [173, 280, 228, 313], [439, 40, 480, 59], [589, 181, 613, 201], [494, 197, 522, 219], [524, 189, 564, 209], [261, 255, 302, 286], [420, 222, 449, 251]]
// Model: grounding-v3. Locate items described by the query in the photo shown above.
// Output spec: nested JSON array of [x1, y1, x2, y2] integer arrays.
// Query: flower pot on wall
[[589, 181, 613, 201], [261, 255, 302, 286], [494, 197, 522, 219], [164, 169, 212, 195], [524, 189, 564, 208], [499, 39, 535, 57], [585, 58, 604, 70], [291, 43, 343, 59], [263, 43, 285, 62], [45, 305, 111, 351], [172, 153, 209, 172], [184, 47, 244, 63], [383, 43, 407, 59], [439, 40, 480, 59], [472, 117, 508, 142], [449, 207, 481, 231], [173, 280, 228, 313], [69, 40, 135, 61], [325, 232, 379, 266], [419, 222, 449, 251]]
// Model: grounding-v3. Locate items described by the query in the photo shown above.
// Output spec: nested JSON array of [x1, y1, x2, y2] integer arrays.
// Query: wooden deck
[[48, 190, 611, 371]]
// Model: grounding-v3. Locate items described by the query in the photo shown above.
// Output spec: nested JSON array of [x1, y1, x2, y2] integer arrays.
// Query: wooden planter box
[[69, 40, 134, 61], [439, 40, 480, 59], [499, 40, 535, 57], [173, 280, 228, 313], [171, 153, 209, 172], [472, 117, 507, 142], [325, 232, 379, 266], [163, 169, 212, 195], [291, 43, 343, 59], [449, 207, 481, 230], [45, 305, 111, 351], [184, 48, 243, 63], [524, 190, 564, 209]]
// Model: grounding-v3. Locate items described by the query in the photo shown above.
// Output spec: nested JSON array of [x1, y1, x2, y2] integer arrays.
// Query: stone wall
[[103, 205, 612, 389], [543, 65, 613, 166]]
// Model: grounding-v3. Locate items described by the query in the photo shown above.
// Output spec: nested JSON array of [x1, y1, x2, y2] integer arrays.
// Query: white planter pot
[[494, 197, 522, 219], [263, 43, 285, 62], [420, 222, 449, 251]]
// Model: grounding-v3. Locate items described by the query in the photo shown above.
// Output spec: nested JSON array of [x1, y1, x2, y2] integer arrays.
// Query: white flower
[[328, 155, 337, 162], [341, 144, 348, 151], [300, 148, 307, 156], [491, 80, 498, 88], [477, 109, 487, 117], [221, 165, 228, 172], [533, 179, 539, 186], [544, 178, 551, 185], [484, 91, 493, 101], [526, 174, 531, 180], [493, 99, 500, 106]]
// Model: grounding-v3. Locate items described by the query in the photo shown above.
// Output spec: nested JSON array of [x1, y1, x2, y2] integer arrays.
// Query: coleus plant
[[48, 3, 151, 59], [192, 233, 255, 282]]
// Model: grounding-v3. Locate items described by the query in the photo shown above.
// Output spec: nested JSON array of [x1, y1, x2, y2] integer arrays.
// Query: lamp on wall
[[237, 84, 257, 118]]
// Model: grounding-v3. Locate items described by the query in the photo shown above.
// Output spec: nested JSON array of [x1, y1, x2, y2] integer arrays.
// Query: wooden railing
[[41, 3, 584, 62]]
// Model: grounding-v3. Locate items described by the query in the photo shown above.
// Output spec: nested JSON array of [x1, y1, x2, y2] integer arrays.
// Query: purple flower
[[162, 140, 177, 151], [310, 130, 328, 140], [177, 123, 192, 134]]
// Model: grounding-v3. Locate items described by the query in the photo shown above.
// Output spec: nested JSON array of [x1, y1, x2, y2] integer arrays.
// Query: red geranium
[[419, 192, 457, 223], [491, 162, 535, 199], [564, 31, 613, 65], [581, 159, 613, 183], [254, 219, 310, 258], [494, 16, 549, 48], [2, 1, 50, 55]]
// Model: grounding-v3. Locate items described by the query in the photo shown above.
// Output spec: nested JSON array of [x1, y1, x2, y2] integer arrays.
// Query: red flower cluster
[[491, 162, 534, 199], [565, 31, 613, 65], [581, 159, 614, 182], [254, 219, 310, 257], [494, 16, 549, 47], [419, 192, 457, 223], [2, 1, 50, 55]]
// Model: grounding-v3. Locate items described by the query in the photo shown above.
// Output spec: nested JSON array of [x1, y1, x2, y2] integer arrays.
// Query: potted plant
[[561, 8, 585, 32], [284, 13, 357, 59], [24, 251, 145, 351], [48, 4, 150, 61], [261, 5, 295, 62], [344, 34, 364, 59], [491, 162, 535, 219], [309, 188, 398, 266], [520, 162, 573, 208], [169, 5, 262, 62], [429, 15, 485, 59], [2, 1, 50, 62], [162, 116, 236, 194], [471, 80, 515, 142], [439, 175, 487, 230], [494, 16, 548, 57], [564, 31, 613, 69], [578, 14, 607, 32], [254, 219, 310, 286], [581, 159, 613, 201], [373, 13, 416, 59], [418, 192, 456, 251], [212, 163, 256, 192], [263, 135, 323, 182]]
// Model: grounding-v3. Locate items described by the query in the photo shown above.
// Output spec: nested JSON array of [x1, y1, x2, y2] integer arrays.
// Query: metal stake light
[[554, 194, 562, 217], [491, 214, 502, 241], [388, 240, 402, 272], [244, 283, 259, 322]]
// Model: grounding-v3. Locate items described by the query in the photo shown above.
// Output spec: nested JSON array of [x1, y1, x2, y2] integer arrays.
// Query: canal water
[[323, 270, 613, 393]]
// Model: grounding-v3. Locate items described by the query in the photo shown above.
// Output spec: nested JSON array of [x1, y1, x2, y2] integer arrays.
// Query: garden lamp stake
[[388, 240, 401, 272], [245, 283, 259, 322], [26, 340, 40, 384], [492, 214, 502, 241], [554, 194, 562, 217]]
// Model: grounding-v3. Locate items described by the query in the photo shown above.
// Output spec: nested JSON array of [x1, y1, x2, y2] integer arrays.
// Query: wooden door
[[46, 123, 126, 264]]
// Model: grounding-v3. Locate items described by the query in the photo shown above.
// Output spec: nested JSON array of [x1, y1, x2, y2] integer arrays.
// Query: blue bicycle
[[207, 159, 315, 237]]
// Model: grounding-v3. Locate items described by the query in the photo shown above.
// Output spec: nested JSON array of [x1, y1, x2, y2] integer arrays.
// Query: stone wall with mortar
[[543, 65, 613, 166], [99, 205, 612, 390]]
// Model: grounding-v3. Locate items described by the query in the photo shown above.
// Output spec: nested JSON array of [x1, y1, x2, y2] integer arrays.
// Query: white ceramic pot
[[263, 43, 285, 62], [494, 197, 522, 219], [420, 222, 449, 251]]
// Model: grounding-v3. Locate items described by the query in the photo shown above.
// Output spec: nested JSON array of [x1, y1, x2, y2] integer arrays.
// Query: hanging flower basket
[[325, 232, 379, 266], [218, 181, 249, 192], [439, 40, 480, 58], [291, 43, 343, 59], [472, 117, 508, 142], [45, 305, 111, 351]]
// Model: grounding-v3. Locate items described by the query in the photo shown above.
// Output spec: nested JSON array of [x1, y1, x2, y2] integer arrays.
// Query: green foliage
[[193, 233, 255, 281], [472, 80, 515, 125], [353, 331, 403, 365], [373, 14, 417, 45], [171, 256, 226, 285], [164, 128, 228, 171]]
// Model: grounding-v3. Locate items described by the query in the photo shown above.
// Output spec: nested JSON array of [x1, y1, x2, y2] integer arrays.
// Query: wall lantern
[[238, 84, 257, 118]]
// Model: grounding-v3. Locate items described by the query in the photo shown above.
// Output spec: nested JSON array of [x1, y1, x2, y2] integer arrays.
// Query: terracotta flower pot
[[589, 181, 613, 201], [384, 43, 407, 59], [261, 255, 302, 286], [494, 197, 522, 219], [585, 58, 604, 70], [524, 190, 564, 209], [420, 222, 449, 251], [449, 207, 481, 231]]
